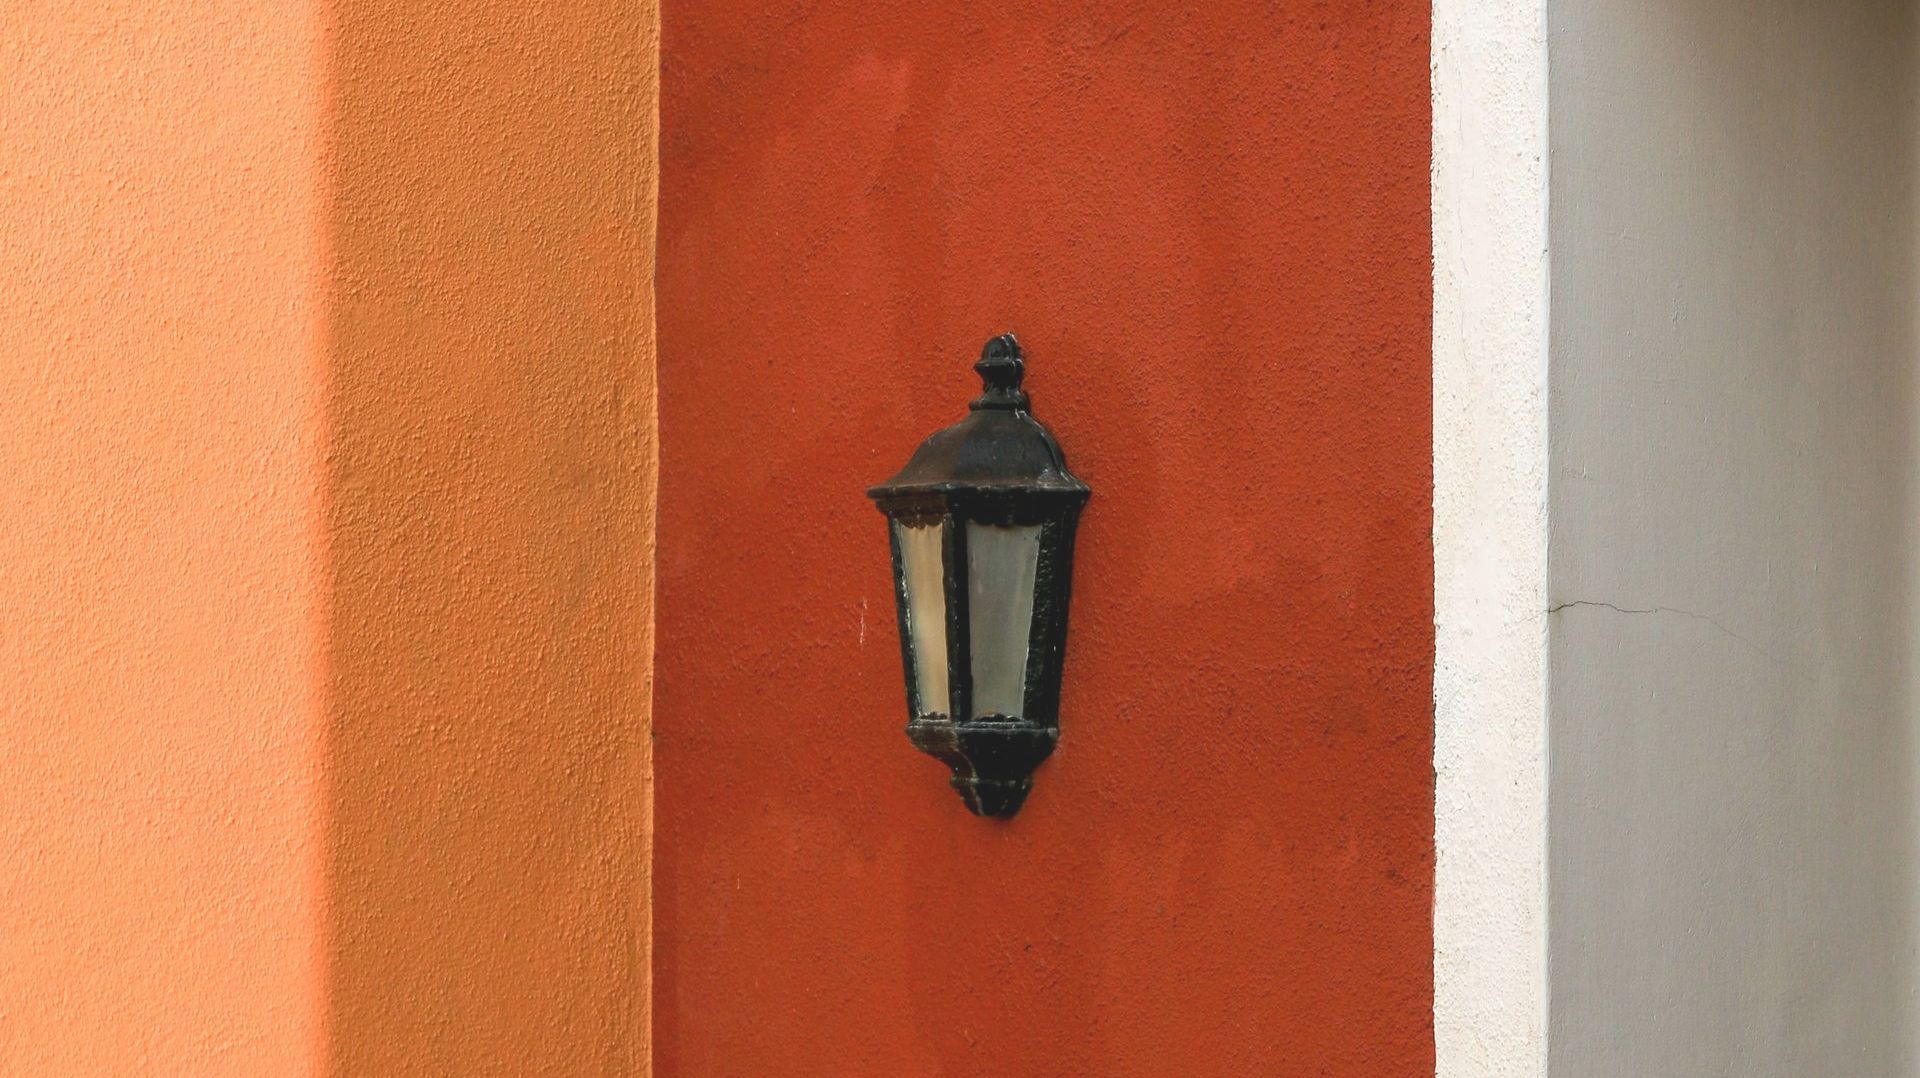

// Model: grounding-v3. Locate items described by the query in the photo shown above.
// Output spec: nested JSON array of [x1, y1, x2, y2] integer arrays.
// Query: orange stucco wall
[[655, 2, 1433, 1075], [324, 0, 656, 1072], [1, 2, 330, 1070], [2, 1, 656, 1072]]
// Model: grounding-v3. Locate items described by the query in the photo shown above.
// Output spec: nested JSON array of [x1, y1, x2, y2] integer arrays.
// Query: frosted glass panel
[[896, 522, 949, 713], [967, 523, 1042, 718]]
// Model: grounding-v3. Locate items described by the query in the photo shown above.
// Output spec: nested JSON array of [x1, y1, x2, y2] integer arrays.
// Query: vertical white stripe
[[1432, 0, 1551, 1074]]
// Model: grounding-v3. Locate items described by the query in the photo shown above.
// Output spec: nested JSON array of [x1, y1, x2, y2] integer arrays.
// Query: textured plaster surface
[[655, 2, 1434, 1074], [324, 0, 657, 1072], [1431, 1, 1550, 1074], [1, 1, 657, 1072], [0, 2, 329, 1071], [1548, 1, 1916, 1072]]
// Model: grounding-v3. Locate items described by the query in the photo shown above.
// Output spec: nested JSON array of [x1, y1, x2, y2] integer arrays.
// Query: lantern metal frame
[[868, 334, 1090, 817]]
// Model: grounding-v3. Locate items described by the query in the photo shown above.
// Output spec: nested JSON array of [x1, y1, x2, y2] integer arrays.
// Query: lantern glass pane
[[966, 522, 1042, 719], [895, 521, 949, 714]]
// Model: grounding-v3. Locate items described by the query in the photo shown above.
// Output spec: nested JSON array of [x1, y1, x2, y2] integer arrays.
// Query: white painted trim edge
[[1432, 1, 1551, 1075]]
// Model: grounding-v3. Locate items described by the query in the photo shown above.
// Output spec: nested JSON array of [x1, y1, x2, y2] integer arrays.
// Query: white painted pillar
[[1432, 1, 1551, 1075]]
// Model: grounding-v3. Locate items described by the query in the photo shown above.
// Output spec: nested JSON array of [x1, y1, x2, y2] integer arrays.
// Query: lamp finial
[[972, 333, 1029, 411]]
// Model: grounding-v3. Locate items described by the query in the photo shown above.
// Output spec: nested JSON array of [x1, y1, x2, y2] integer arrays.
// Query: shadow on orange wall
[[324, 0, 656, 1071]]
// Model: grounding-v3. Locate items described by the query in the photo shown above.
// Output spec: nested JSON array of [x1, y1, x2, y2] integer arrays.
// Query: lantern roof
[[868, 334, 1092, 504]]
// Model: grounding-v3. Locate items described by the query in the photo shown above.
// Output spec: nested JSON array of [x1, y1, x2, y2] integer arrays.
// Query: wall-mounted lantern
[[869, 334, 1090, 817]]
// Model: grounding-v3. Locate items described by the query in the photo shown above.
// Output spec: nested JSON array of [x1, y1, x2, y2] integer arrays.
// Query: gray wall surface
[[1549, 1, 1918, 1072]]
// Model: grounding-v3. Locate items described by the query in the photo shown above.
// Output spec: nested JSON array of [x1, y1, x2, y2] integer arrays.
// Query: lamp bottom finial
[[905, 714, 1058, 819]]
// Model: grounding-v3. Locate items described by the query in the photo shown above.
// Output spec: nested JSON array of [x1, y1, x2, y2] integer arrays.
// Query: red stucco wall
[[655, 2, 1433, 1074]]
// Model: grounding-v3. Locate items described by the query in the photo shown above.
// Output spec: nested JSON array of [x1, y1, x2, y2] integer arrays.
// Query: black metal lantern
[[868, 334, 1090, 817]]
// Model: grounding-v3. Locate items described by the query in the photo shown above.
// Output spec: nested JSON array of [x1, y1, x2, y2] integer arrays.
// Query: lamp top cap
[[867, 333, 1090, 510], [971, 333, 1028, 411]]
